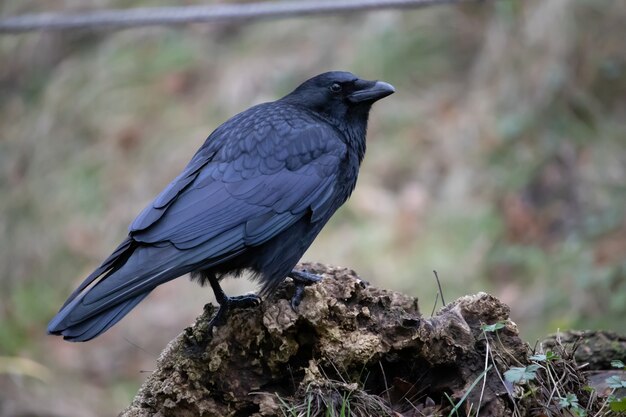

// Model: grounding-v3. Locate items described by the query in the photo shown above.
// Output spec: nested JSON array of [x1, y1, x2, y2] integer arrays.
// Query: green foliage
[[503, 345, 621, 415], [605, 375, 626, 389], [529, 351, 560, 362], [609, 397, 626, 413], [606, 371, 626, 415], [481, 321, 506, 333], [558, 393, 586, 417], [611, 360, 625, 369], [504, 365, 540, 384]]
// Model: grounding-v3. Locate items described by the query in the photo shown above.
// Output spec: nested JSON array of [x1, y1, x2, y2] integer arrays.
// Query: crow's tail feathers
[[48, 238, 185, 342], [47, 292, 150, 342]]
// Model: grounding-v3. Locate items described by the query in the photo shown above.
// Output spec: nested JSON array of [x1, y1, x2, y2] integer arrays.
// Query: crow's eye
[[329, 83, 342, 93]]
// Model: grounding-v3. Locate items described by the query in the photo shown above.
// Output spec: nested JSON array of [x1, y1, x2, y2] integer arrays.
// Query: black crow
[[48, 71, 394, 342]]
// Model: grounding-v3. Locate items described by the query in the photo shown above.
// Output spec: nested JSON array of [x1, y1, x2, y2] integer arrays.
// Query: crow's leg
[[288, 270, 322, 310], [208, 274, 260, 326]]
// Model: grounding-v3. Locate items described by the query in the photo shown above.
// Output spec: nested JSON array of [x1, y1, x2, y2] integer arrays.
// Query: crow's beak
[[348, 81, 395, 104]]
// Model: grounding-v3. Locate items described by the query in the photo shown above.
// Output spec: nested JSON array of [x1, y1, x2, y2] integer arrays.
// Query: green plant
[[558, 393, 587, 416], [603, 360, 626, 414]]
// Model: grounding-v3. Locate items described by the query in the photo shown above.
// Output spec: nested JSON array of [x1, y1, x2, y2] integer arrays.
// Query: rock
[[119, 263, 547, 416]]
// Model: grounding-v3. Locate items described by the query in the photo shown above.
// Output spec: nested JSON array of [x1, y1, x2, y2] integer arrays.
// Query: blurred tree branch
[[0, 0, 473, 34]]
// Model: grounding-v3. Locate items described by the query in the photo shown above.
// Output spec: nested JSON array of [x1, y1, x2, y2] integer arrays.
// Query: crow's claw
[[209, 294, 261, 327], [207, 272, 261, 327], [228, 294, 261, 308], [288, 270, 323, 310]]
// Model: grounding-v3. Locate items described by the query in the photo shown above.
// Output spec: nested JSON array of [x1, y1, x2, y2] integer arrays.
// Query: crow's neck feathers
[[278, 99, 370, 165]]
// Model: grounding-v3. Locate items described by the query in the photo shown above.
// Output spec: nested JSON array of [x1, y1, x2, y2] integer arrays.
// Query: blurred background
[[1, 0, 625, 415]]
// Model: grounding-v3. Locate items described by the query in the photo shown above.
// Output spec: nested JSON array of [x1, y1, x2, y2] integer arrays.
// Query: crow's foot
[[288, 270, 322, 310], [209, 294, 261, 327], [208, 274, 260, 327]]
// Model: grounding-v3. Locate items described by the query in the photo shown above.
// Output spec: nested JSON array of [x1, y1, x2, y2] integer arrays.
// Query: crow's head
[[284, 71, 395, 122]]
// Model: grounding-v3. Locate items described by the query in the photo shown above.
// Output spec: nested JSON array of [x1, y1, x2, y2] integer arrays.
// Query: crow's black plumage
[[48, 71, 394, 342]]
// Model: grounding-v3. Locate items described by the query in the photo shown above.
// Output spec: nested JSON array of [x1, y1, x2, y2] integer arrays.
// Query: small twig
[[546, 366, 570, 411], [433, 270, 446, 306], [123, 336, 158, 357], [378, 361, 392, 406], [541, 358, 566, 412]]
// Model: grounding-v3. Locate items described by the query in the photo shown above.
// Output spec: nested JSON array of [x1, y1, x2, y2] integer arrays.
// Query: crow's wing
[[131, 122, 346, 253]]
